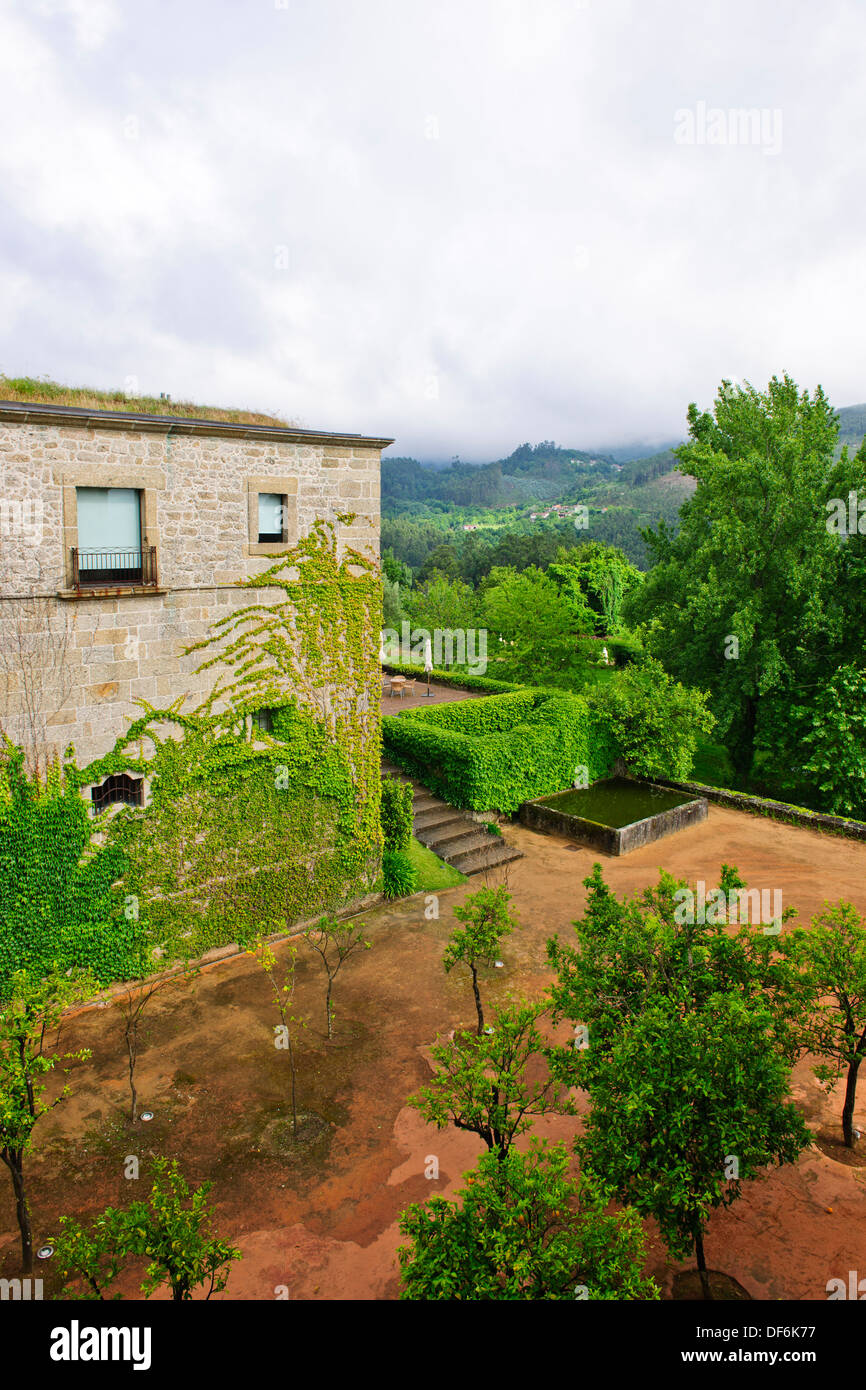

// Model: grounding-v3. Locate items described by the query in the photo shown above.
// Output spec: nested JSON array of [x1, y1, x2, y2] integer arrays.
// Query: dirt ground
[[3, 803, 866, 1301]]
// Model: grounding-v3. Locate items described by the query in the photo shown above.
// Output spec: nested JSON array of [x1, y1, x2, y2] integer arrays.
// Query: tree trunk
[[729, 698, 758, 778], [326, 980, 333, 1039], [7, 1154, 33, 1275], [471, 964, 484, 1035], [842, 1058, 860, 1149], [127, 1043, 138, 1125], [287, 1034, 298, 1137], [694, 1228, 712, 1300]]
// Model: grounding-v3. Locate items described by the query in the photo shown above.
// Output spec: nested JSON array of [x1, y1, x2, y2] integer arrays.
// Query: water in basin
[[536, 776, 695, 828]]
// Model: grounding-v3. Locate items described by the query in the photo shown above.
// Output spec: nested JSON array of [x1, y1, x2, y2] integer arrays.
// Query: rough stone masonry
[[0, 401, 391, 767]]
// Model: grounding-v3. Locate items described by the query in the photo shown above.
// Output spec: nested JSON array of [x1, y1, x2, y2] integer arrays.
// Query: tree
[[301, 914, 370, 1040], [575, 990, 808, 1299], [247, 937, 306, 1137], [782, 901, 866, 1148], [408, 999, 575, 1160], [397, 1139, 659, 1300], [627, 375, 845, 775], [585, 657, 715, 781], [790, 665, 866, 818], [481, 566, 590, 682], [54, 1207, 129, 1300], [55, 1159, 241, 1300], [549, 542, 642, 635], [547, 863, 802, 1067], [0, 968, 93, 1272], [444, 884, 517, 1034], [406, 574, 478, 638], [129, 1158, 241, 1300]]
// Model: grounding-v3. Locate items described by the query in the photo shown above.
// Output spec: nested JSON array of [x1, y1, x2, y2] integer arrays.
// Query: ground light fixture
[[37, 1245, 54, 1259], [140, 1110, 154, 1122]]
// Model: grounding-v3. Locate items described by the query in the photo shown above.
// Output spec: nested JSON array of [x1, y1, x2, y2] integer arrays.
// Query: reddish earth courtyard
[[3, 803, 866, 1300]]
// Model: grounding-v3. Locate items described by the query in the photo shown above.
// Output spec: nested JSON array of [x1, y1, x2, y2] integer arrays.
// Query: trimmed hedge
[[381, 775, 414, 852], [383, 662, 525, 696], [383, 689, 618, 814]]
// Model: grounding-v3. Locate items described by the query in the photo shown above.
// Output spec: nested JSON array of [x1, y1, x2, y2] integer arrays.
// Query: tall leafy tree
[[628, 375, 845, 774]]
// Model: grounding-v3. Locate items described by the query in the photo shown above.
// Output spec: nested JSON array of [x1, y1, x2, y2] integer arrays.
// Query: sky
[[0, 0, 864, 461]]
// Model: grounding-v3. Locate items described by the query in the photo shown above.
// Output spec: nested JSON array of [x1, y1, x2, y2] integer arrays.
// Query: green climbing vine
[[0, 518, 383, 989]]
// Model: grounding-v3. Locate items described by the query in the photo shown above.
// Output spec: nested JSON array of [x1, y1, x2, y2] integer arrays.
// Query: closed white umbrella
[[423, 634, 434, 697]]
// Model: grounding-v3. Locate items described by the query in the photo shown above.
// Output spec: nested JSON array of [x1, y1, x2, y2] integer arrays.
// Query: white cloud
[[0, 0, 865, 457]]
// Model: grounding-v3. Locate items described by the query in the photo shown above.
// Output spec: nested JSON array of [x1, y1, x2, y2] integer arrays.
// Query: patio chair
[[382, 677, 393, 697], [399, 680, 416, 699]]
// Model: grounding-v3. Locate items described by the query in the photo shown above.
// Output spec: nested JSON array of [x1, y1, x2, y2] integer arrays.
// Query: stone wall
[[0, 415, 385, 765]]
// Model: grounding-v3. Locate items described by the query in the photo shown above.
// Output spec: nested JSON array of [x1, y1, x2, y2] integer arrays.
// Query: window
[[91, 773, 144, 813], [252, 708, 274, 733], [257, 492, 286, 544], [246, 477, 297, 556], [75, 487, 147, 585]]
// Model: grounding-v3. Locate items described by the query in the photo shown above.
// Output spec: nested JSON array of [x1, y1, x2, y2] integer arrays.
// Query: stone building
[[0, 399, 391, 774]]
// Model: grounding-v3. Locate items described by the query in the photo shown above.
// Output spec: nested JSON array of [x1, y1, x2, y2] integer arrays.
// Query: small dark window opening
[[91, 773, 144, 812], [252, 708, 274, 733]]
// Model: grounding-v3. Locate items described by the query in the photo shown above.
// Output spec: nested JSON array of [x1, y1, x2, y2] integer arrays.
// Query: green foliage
[[445, 885, 517, 1033], [793, 665, 866, 818], [547, 863, 802, 1064], [574, 991, 809, 1270], [781, 901, 866, 1147], [548, 541, 643, 634], [383, 662, 525, 695], [383, 689, 618, 814], [1, 968, 95, 1271], [547, 863, 808, 1280], [587, 656, 715, 781], [55, 1158, 241, 1301], [380, 776, 413, 853], [627, 374, 849, 775], [406, 574, 479, 632], [397, 1140, 659, 1300], [408, 998, 576, 1159], [0, 743, 137, 995], [382, 849, 418, 899], [481, 565, 592, 680]]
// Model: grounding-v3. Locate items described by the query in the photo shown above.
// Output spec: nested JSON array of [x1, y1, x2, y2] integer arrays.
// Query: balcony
[[70, 545, 159, 593]]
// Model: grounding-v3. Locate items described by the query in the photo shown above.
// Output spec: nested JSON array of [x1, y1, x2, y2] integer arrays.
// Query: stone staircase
[[382, 759, 523, 878]]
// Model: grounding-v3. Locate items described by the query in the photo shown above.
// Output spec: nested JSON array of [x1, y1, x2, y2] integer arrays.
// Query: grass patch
[[0, 375, 292, 428], [407, 836, 466, 892]]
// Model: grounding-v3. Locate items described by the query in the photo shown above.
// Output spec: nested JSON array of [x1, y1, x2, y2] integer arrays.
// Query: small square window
[[258, 493, 286, 544], [252, 708, 274, 733]]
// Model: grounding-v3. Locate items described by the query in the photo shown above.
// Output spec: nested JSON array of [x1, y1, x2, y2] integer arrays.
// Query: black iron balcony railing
[[71, 546, 158, 592]]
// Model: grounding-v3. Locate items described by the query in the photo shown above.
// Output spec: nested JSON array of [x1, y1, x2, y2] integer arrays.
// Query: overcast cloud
[[0, 0, 864, 460]]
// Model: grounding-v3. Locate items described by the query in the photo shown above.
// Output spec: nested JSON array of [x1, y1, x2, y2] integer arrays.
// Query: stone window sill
[[56, 586, 168, 600]]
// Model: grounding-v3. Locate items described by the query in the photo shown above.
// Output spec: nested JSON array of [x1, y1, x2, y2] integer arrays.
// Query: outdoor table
[[389, 675, 406, 698]]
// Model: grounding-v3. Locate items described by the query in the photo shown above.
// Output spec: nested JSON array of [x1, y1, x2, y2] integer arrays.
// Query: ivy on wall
[[0, 519, 383, 989]]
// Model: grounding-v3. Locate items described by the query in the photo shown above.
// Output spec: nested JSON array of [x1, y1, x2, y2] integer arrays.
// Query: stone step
[[412, 795, 448, 815], [421, 817, 485, 849], [430, 828, 498, 858], [448, 842, 524, 876], [413, 806, 458, 831]]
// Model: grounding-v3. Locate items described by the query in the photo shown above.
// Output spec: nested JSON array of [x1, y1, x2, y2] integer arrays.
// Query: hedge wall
[[382, 689, 618, 814], [383, 662, 525, 696]]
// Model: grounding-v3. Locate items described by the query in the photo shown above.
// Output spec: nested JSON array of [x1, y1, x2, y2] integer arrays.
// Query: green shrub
[[381, 776, 414, 852], [383, 689, 618, 814], [383, 662, 525, 695], [586, 657, 714, 781], [382, 849, 419, 899]]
